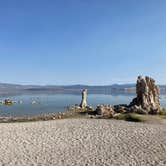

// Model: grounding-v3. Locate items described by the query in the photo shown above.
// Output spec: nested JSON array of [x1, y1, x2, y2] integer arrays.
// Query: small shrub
[[159, 109, 166, 118], [159, 108, 166, 115]]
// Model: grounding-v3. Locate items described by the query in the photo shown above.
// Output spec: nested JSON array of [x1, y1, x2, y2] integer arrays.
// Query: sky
[[0, 0, 166, 85]]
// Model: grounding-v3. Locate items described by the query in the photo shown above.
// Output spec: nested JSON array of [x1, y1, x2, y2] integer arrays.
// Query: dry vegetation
[[159, 108, 166, 118], [0, 109, 166, 124], [0, 111, 84, 123], [114, 113, 145, 122]]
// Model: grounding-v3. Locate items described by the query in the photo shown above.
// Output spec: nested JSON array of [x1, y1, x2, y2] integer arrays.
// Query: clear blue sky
[[0, 0, 166, 85]]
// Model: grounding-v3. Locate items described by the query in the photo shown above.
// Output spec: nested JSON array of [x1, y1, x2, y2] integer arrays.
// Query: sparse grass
[[114, 113, 145, 122], [159, 108, 166, 119], [1, 108, 165, 123], [0, 111, 85, 123]]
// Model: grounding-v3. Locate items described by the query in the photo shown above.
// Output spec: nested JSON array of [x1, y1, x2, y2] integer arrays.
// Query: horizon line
[[0, 82, 166, 87]]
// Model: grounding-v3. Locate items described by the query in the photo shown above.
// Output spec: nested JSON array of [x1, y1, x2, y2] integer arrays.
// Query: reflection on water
[[0, 93, 166, 117]]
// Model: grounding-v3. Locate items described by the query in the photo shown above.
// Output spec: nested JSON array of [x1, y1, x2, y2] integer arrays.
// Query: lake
[[0, 93, 166, 117]]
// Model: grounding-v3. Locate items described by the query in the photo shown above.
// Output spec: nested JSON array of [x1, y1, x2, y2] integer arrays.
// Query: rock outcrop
[[130, 76, 160, 114], [4, 99, 16, 105], [95, 76, 161, 117], [80, 89, 88, 108], [96, 105, 115, 118]]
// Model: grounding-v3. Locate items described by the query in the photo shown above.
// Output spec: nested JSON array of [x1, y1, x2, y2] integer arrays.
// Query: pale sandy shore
[[0, 119, 166, 166]]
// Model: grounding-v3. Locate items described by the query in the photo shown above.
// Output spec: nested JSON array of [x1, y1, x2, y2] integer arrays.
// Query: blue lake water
[[0, 93, 166, 117]]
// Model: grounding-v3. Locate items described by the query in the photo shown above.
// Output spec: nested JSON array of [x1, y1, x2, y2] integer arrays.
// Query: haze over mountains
[[0, 83, 166, 96]]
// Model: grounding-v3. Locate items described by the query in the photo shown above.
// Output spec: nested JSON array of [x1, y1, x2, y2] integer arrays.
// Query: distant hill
[[0, 83, 165, 96]]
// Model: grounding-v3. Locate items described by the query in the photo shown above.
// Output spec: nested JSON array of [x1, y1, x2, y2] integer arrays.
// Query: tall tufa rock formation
[[80, 89, 88, 108], [130, 76, 160, 114]]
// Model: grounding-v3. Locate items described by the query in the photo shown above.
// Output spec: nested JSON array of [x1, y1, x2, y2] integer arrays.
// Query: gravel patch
[[0, 119, 166, 166]]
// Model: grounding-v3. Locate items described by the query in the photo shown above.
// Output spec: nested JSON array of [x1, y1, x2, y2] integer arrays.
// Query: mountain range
[[0, 83, 166, 96]]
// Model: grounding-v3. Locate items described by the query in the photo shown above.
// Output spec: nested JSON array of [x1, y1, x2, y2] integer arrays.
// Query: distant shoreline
[[0, 83, 166, 96]]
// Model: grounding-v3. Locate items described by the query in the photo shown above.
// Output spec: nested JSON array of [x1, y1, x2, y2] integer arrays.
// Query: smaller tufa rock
[[96, 104, 115, 118], [4, 99, 15, 105], [113, 104, 129, 113], [67, 104, 93, 113], [67, 105, 83, 112]]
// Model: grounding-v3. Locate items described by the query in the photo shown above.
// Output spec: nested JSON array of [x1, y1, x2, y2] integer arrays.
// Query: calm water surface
[[0, 93, 166, 117]]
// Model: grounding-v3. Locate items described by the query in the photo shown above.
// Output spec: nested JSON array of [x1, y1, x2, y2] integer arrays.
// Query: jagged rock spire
[[130, 76, 160, 114]]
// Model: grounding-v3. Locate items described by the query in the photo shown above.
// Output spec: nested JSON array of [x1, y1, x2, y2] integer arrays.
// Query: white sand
[[0, 119, 166, 166]]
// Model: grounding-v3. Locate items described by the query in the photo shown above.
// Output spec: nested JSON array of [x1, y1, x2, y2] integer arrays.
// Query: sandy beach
[[0, 119, 165, 166]]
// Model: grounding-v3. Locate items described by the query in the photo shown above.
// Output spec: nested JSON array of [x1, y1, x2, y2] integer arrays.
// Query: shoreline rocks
[[4, 99, 16, 105], [96, 104, 115, 118], [94, 76, 161, 117]]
